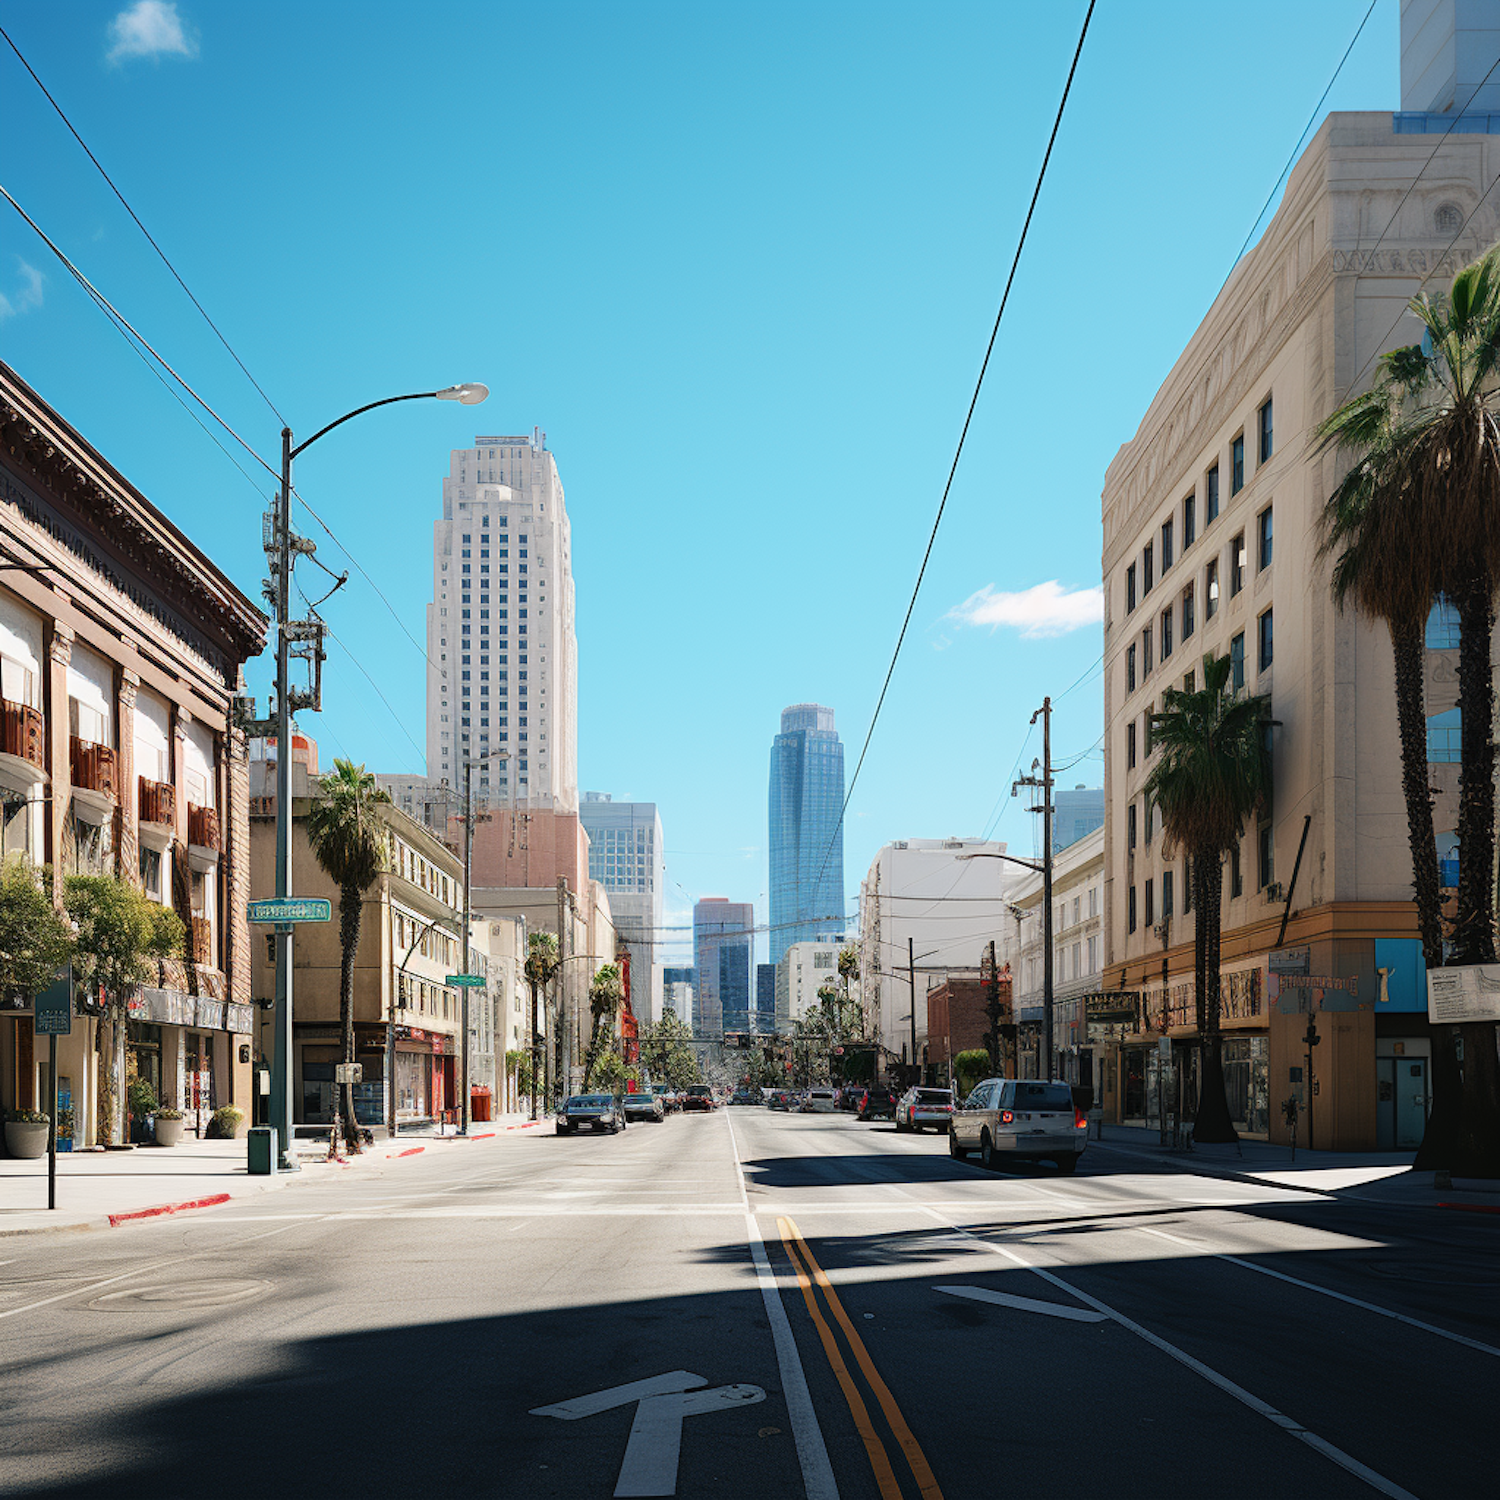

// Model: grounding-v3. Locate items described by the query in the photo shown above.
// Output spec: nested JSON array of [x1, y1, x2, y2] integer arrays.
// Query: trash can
[[471, 1087, 491, 1123], [247, 1125, 278, 1175]]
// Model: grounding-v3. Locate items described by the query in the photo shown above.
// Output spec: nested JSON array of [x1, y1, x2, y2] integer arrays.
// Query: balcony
[[69, 736, 119, 824], [190, 915, 214, 966], [138, 776, 176, 850], [187, 802, 222, 870], [0, 698, 46, 786]]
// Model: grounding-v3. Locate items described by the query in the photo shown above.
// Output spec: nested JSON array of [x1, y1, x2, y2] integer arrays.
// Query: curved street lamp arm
[[290, 392, 443, 460]]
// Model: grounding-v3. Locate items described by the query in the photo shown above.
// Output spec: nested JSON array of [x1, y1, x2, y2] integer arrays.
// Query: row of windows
[[1125, 399, 1273, 615], [1124, 828, 1275, 934]]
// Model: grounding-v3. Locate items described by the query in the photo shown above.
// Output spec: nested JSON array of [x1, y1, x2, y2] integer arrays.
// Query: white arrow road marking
[[615, 1384, 767, 1498], [934, 1285, 1108, 1322], [530, 1370, 705, 1420]]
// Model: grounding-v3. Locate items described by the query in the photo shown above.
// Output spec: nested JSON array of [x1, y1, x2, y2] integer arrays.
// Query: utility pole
[[460, 757, 473, 1136], [1014, 696, 1055, 1081], [907, 936, 918, 1086], [556, 875, 568, 1107]]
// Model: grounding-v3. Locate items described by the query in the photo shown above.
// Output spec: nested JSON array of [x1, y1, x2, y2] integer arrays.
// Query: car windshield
[[570, 1095, 612, 1108], [915, 1090, 953, 1103], [687, 1086, 711, 1096], [1011, 1083, 1075, 1112]]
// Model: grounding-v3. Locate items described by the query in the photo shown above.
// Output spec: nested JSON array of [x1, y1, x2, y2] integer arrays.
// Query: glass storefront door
[[1222, 1035, 1269, 1137]]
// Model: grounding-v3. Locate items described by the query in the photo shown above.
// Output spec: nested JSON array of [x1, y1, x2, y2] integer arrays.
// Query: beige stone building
[[0, 360, 266, 1146], [1100, 60, 1500, 1146]]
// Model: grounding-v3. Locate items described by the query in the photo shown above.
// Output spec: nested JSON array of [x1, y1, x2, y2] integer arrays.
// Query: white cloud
[[107, 2, 197, 65], [948, 579, 1104, 639], [0, 260, 44, 322]]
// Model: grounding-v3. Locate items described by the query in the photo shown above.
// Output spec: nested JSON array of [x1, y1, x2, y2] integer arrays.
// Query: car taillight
[[1000, 1110, 1014, 1124], [1074, 1109, 1088, 1129]]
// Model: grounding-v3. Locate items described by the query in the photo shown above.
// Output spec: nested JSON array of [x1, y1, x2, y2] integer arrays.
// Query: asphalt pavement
[[0, 1106, 1493, 1499]]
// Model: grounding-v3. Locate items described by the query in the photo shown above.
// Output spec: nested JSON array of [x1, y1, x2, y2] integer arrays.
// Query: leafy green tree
[[0, 859, 75, 1000], [64, 874, 183, 1144], [524, 932, 560, 1114], [582, 963, 624, 1089], [954, 1048, 991, 1100], [1316, 244, 1500, 1174], [1144, 653, 1271, 1144], [505, 1047, 531, 1110], [638, 1012, 700, 1090], [305, 758, 390, 1151]]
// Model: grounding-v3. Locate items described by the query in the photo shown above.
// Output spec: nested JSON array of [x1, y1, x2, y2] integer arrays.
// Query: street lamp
[[267, 382, 486, 1171]]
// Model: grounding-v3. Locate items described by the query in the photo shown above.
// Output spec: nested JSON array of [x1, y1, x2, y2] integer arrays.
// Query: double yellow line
[[777, 1215, 944, 1500]]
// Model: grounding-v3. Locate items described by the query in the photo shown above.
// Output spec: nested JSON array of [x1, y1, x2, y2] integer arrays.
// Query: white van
[[808, 1088, 838, 1113]]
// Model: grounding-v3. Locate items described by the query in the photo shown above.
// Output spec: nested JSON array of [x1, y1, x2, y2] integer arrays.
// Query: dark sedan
[[556, 1094, 626, 1134], [858, 1087, 897, 1121]]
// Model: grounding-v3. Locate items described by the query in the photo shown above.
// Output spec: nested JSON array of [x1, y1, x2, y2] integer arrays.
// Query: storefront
[[124, 990, 255, 1137], [297, 1023, 388, 1126]]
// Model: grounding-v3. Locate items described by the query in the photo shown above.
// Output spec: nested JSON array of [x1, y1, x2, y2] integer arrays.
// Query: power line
[[0, 24, 286, 426], [811, 0, 1096, 901]]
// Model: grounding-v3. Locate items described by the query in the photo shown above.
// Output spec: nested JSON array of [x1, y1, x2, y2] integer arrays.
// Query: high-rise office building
[[1053, 787, 1104, 851], [768, 703, 845, 967], [581, 793, 664, 1022], [756, 963, 776, 1035], [692, 898, 753, 1039], [425, 430, 578, 813]]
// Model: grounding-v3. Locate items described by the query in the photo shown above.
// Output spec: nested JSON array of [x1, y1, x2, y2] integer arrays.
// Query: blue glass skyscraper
[[769, 703, 845, 967]]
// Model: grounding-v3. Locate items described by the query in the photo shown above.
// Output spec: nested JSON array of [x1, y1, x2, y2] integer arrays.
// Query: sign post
[[444, 974, 487, 988], [246, 897, 333, 925], [34, 964, 72, 1212]]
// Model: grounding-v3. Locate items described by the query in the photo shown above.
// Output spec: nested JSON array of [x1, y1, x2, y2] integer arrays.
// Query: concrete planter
[[5, 1121, 49, 1159], [154, 1116, 185, 1147]]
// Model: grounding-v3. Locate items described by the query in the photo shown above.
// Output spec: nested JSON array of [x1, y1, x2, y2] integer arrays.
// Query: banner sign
[[1427, 965, 1500, 1024]]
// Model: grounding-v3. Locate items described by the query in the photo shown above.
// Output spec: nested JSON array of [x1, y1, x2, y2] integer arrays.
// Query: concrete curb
[[108, 1193, 231, 1227]]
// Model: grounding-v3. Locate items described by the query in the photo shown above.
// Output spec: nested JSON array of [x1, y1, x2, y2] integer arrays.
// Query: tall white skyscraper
[[425, 430, 578, 812]]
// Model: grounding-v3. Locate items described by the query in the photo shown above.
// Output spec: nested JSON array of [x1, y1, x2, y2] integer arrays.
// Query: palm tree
[[1316, 244, 1500, 1173], [306, 758, 390, 1152], [582, 963, 624, 1089], [1144, 652, 1270, 1144], [524, 932, 560, 1117]]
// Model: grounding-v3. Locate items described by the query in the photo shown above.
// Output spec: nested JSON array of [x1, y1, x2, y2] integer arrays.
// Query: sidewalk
[[0, 1111, 549, 1238], [1090, 1121, 1500, 1211]]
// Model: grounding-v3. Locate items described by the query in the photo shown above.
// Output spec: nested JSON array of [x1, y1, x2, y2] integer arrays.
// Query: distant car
[[949, 1078, 1087, 1172], [838, 1087, 866, 1113], [896, 1087, 956, 1133], [859, 1087, 897, 1121], [623, 1092, 665, 1123], [730, 1091, 758, 1106], [660, 1091, 683, 1113], [767, 1090, 792, 1111], [796, 1093, 817, 1114], [681, 1085, 715, 1113], [807, 1088, 838, 1113], [556, 1094, 626, 1134]]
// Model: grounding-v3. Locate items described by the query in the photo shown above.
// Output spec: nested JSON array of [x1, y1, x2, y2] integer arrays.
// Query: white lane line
[[531, 1370, 706, 1419], [934, 1285, 1107, 1322], [725, 1111, 839, 1500], [1135, 1225, 1500, 1359], [927, 1210, 1417, 1500]]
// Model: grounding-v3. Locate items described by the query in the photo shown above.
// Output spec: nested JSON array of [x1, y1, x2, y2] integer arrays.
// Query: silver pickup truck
[[949, 1078, 1086, 1173]]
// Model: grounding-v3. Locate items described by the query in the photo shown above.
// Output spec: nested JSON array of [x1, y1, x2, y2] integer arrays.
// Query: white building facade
[[776, 941, 842, 1030], [424, 429, 578, 814], [580, 793, 665, 1023]]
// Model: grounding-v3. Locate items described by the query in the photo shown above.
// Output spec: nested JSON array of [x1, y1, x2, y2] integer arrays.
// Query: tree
[[638, 1012, 700, 1090], [1316, 244, 1500, 1175], [64, 874, 183, 1144], [1144, 652, 1271, 1144], [0, 859, 75, 1001], [305, 758, 390, 1152], [954, 1049, 991, 1101], [524, 932, 560, 1115], [582, 963, 624, 1089]]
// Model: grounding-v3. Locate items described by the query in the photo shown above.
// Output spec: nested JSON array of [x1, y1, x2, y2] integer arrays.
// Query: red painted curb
[[397, 1147, 425, 1158], [472, 1132, 496, 1140], [1437, 1201, 1500, 1214], [109, 1192, 231, 1228]]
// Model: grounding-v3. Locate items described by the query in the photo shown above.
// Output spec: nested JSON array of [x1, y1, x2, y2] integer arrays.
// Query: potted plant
[[127, 1077, 158, 1145], [4, 1107, 50, 1159], [56, 1105, 75, 1153], [207, 1104, 247, 1140], [153, 1105, 185, 1147]]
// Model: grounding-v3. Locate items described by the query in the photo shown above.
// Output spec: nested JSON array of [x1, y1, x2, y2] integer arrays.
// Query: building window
[[1161, 606, 1174, 660], [1231, 534, 1247, 596], [1207, 463, 1220, 522], [1142, 627, 1153, 675], [1182, 582, 1195, 640], [1127, 644, 1136, 693], [1258, 823, 1274, 889], [1258, 506, 1273, 570], [1184, 669, 1195, 694], [1426, 596, 1460, 649], [1427, 706, 1462, 762], [1087, 935, 1099, 971], [1230, 631, 1246, 690], [1258, 398, 1273, 464], [1127, 803, 1137, 851], [1206, 559, 1220, 619], [1144, 795, 1153, 846], [1230, 842, 1243, 898], [1162, 517, 1174, 571], [1128, 885, 1138, 934], [1184, 492, 1196, 546], [1126, 563, 1137, 613], [1144, 878, 1155, 927], [140, 846, 162, 901], [1162, 868, 1174, 917], [1182, 857, 1192, 913], [1143, 542, 1154, 594], [1231, 434, 1245, 494], [1258, 608, 1273, 671], [1127, 721, 1136, 770]]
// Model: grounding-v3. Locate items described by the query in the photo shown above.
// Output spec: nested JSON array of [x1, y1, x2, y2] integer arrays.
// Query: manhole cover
[[88, 1278, 272, 1311]]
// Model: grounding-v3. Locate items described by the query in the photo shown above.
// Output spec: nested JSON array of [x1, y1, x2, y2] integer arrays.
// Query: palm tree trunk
[[1392, 618, 1445, 965], [339, 881, 362, 1152], [1191, 851, 1208, 1038], [1453, 579, 1498, 965], [1193, 850, 1238, 1143]]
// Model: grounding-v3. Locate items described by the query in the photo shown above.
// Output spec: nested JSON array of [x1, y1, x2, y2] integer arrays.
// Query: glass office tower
[[768, 703, 845, 967]]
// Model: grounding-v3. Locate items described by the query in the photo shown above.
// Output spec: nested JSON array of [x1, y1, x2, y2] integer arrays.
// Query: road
[[0, 1106, 1494, 1499]]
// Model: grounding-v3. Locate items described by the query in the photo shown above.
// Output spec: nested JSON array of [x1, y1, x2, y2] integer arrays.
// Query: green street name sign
[[247, 898, 333, 924], [445, 974, 487, 988]]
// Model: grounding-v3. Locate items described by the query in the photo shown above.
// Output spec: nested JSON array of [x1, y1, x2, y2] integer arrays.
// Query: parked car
[[623, 1092, 665, 1123], [767, 1090, 792, 1111], [681, 1085, 716, 1113], [949, 1078, 1087, 1172], [797, 1092, 817, 1113], [807, 1088, 838, 1113], [730, 1091, 759, 1106], [838, 1087, 866, 1112], [556, 1094, 626, 1134], [858, 1087, 897, 1121], [895, 1087, 956, 1132]]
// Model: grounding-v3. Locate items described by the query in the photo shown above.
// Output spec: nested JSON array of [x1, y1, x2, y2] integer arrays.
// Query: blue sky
[[1, 0, 1397, 965]]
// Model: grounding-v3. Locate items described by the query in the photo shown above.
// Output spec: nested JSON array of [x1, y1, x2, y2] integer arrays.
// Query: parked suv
[[949, 1078, 1086, 1172], [858, 1087, 897, 1121], [895, 1086, 955, 1132], [556, 1094, 626, 1135]]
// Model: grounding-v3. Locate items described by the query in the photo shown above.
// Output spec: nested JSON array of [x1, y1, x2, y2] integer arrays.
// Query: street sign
[[335, 1062, 363, 1085], [445, 974, 487, 988], [247, 897, 332, 924], [34, 966, 72, 1037]]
